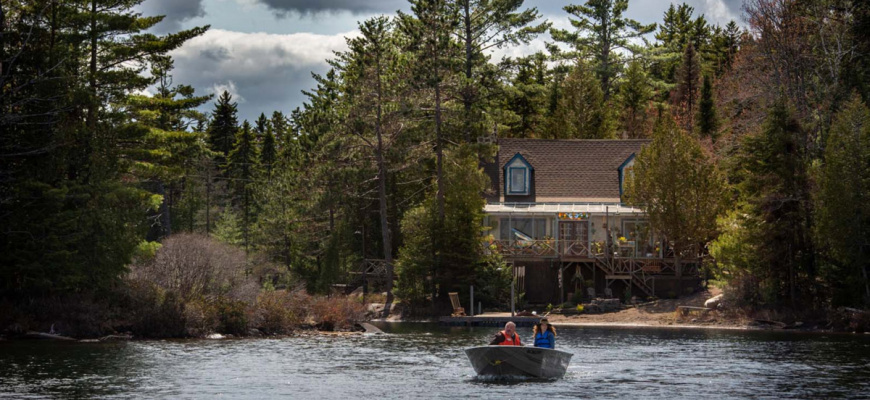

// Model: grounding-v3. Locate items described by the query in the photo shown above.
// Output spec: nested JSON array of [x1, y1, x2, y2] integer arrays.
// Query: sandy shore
[[463, 288, 760, 331]]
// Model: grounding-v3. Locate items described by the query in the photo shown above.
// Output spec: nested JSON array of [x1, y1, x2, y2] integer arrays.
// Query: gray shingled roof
[[487, 138, 650, 203]]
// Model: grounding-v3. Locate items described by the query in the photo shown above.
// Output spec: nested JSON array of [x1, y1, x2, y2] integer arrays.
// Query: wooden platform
[[439, 316, 542, 327]]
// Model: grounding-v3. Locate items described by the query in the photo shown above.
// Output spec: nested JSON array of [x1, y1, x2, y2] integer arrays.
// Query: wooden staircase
[[593, 257, 655, 298], [341, 259, 392, 295]]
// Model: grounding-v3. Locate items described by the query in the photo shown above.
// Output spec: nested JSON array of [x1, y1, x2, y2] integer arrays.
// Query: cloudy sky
[[139, 0, 744, 122]]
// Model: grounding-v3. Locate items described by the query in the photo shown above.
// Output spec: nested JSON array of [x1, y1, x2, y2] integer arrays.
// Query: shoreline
[[374, 318, 870, 336]]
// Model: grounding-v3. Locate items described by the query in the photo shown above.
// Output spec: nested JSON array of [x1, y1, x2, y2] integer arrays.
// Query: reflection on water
[[1, 324, 868, 399]]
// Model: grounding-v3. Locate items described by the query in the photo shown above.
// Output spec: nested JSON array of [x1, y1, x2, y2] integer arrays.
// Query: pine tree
[[255, 113, 269, 140], [738, 100, 815, 307], [618, 59, 653, 138], [550, 0, 656, 101], [697, 74, 719, 139], [548, 60, 615, 139], [399, 0, 462, 307], [1, 0, 207, 294], [504, 53, 549, 138], [815, 94, 870, 307], [208, 91, 239, 161], [227, 120, 260, 251], [672, 42, 702, 132], [261, 127, 277, 180], [454, 0, 549, 142]]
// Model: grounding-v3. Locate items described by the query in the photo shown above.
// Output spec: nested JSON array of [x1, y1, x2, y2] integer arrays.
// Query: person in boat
[[532, 318, 556, 349], [489, 321, 522, 346]]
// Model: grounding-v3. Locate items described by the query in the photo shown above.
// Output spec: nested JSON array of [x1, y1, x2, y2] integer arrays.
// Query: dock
[[439, 315, 542, 327]]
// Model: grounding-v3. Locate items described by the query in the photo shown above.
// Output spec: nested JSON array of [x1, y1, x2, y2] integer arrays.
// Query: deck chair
[[604, 287, 613, 299], [448, 292, 465, 316]]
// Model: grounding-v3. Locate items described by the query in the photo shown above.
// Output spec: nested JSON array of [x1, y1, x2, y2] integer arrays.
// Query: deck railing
[[486, 239, 702, 266], [488, 239, 558, 257]]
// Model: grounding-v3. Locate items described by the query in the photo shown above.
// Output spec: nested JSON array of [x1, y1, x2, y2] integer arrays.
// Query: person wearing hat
[[532, 318, 556, 349]]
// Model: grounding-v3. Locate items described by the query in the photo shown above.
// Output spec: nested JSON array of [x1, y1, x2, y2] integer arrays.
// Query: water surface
[[1, 324, 868, 399]]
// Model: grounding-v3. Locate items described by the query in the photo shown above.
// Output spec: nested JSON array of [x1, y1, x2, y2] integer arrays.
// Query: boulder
[[704, 294, 724, 309], [591, 298, 622, 312]]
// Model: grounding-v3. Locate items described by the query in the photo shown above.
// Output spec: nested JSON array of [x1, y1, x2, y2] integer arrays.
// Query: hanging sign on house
[[557, 212, 589, 220]]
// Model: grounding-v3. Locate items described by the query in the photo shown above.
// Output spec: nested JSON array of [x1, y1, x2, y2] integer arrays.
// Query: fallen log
[[752, 319, 787, 329], [25, 331, 76, 341]]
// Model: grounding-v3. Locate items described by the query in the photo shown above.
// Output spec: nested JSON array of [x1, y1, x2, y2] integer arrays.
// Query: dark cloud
[[139, 0, 206, 33], [529, 0, 743, 27], [256, 0, 406, 16]]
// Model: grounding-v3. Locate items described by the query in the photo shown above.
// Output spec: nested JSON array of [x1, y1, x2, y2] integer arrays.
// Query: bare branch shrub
[[128, 233, 254, 302]]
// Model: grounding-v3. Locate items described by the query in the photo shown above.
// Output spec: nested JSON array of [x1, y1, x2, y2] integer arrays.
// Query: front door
[[560, 221, 589, 256]]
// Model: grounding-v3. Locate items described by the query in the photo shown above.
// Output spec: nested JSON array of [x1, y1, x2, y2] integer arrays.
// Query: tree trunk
[[432, 64, 444, 311], [88, 0, 97, 131], [375, 53, 394, 317], [463, 0, 473, 143]]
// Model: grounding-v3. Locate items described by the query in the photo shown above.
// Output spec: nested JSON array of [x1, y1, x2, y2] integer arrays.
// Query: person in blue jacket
[[532, 317, 556, 349]]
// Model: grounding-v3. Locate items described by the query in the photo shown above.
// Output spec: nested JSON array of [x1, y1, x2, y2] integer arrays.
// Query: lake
[[1, 323, 868, 399]]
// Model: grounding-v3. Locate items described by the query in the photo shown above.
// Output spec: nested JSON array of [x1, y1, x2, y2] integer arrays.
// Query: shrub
[[216, 298, 248, 335], [127, 233, 253, 303], [251, 290, 302, 335], [126, 281, 187, 338], [183, 298, 219, 337], [310, 296, 367, 331], [576, 304, 585, 313], [572, 291, 585, 305]]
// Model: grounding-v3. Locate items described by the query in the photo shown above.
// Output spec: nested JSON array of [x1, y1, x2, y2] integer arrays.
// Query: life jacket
[[498, 330, 521, 346], [534, 330, 554, 349]]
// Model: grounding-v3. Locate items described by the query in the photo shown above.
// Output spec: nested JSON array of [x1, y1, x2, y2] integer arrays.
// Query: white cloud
[[209, 81, 245, 103], [700, 0, 740, 25], [169, 28, 356, 120]]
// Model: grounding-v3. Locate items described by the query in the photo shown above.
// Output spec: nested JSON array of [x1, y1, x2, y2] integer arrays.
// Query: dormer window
[[505, 153, 533, 196]]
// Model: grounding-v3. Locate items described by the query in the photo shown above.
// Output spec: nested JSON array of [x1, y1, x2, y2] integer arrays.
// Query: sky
[[137, 0, 745, 122]]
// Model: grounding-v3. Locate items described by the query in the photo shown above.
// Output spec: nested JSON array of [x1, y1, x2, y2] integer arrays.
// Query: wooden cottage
[[482, 138, 703, 305]]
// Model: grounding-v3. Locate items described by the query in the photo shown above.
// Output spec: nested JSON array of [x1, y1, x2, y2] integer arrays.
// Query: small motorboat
[[465, 345, 573, 379]]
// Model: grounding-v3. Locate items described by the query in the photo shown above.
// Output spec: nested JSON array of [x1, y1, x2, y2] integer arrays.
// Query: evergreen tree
[[227, 120, 260, 250], [550, 0, 656, 101], [504, 53, 549, 138], [625, 115, 727, 284], [672, 42, 702, 132], [0, 0, 207, 294], [261, 127, 277, 180], [208, 91, 239, 161], [815, 94, 870, 307], [738, 101, 816, 307], [697, 74, 719, 139], [454, 0, 549, 142], [338, 16, 411, 307], [399, 0, 462, 306], [547, 60, 615, 139], [618, 59, 653, 138]]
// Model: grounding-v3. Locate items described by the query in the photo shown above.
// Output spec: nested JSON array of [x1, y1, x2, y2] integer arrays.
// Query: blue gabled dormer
[[504, 153, 533, 196], [618, 153, 636, 199]]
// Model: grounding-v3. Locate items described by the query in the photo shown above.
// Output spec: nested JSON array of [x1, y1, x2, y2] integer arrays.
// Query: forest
[[2, 0, 869, 336]]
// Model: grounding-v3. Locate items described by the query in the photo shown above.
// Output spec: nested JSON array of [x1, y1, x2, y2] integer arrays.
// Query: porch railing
[[488, 239, 558, 257]]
